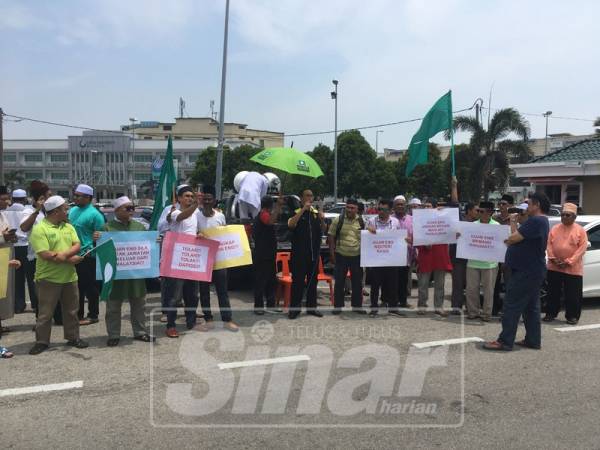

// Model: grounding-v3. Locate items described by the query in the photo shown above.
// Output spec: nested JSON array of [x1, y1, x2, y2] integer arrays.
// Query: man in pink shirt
[[544, 203, 588, 325]]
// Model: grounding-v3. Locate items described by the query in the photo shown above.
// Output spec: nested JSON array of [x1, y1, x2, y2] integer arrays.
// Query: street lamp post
[[331, 79, 338, 202], [376, 130, 384, 154], [215, 0, 230, 200], [543, 111, 552, 154], [129, 117, 138, 199]]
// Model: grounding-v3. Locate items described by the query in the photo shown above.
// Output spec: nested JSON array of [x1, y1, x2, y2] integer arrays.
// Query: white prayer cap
[[44, 195, 66, 212], [408, 197, 421, 206], [11, 189, 27, 199], [394, 195, 406, 202], [113, 196, 132, 210], [75, 184, 94, 196], [517, 203, 528, 210]]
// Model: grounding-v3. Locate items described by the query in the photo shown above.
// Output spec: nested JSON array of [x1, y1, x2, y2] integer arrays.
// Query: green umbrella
[[250, 147, 324, 178]]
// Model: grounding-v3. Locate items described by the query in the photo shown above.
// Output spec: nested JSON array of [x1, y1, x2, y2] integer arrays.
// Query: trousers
[[35, 280, 79, 345], [546, 270, 583, 321]]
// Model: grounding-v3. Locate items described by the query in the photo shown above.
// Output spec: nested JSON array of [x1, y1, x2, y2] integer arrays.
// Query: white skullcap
[[11, 189, 27, 198], [394, 195, 406, 202], [176, 184, 189, 192], [75, 184, 94, 196], [517, 203, 528, 210], [44, 195, 66, 212], [113, 196, 132, 210], [409, 198, 422, 206]]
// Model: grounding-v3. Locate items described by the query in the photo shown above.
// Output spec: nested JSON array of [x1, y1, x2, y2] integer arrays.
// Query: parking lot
[[2, 285, 600, 449]]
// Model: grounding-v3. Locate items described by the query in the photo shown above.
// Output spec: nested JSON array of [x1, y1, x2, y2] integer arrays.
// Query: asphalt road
[[2, 283, 600, 449]]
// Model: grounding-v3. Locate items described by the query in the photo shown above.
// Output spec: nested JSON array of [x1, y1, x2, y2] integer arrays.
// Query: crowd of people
[[0, 175, 589, 358]]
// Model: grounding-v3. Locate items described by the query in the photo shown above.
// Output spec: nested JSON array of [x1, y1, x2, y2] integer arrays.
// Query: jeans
[[76, 256, 100, 320], [200, 269, 232, 322], [546, 270, 583, 321], [498, 269, 544, 349], [163, 277, 199, 328], [333, 254, 363, 309]]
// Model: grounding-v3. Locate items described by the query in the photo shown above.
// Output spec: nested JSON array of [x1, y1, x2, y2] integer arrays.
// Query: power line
[[480, 106, 595, 122]]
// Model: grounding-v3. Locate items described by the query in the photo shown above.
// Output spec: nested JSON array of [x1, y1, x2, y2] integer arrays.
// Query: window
[[163, 125, 172, 131], [24, 172, 43, 180], [134, 172, 150, 181], [24, 153, 43, 162], [134, 154, 154, 163], [3, 153, 16, 162], [50, 172, 69, 181], [188, 154, 198, 163], [588, 226, 600, 251], [50, 153, 69, 162]]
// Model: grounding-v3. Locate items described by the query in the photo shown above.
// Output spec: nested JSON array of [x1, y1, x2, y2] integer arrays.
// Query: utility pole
[[179, 97, 185, 118], [543, 111, 552, 154], [0, 108, 4, 185], [331, 80, 339, 202], [215, 0, 230, 200]]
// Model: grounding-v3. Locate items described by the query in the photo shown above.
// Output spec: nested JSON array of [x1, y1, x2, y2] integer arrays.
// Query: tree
[[447, 108, 531, 199], [336, 130, 377, 198], [400, 144, 446, 200], [594, 117, 600, 134], [5, 170, 25, 190], [443, 144, 479, 201]]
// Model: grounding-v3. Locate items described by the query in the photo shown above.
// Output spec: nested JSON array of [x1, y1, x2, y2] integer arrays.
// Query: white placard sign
[[412, 208, 460, 246], [115, 241, 151, 271], [360, 229, 408, 267], [456, 222, 510, 263], [172, 242, 209, 273]]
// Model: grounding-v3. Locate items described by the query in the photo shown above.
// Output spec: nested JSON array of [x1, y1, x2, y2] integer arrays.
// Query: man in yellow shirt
[[29, 196, 89, 355]]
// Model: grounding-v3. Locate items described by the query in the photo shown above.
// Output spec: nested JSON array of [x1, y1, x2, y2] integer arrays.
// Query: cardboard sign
[[412, 208, 460, 246], [360, 229, 408, 267], [201, 225, 253, 270], [95, 231, 160, 280], [456, 222, 510, 263], [160, 231, 219, 282], [0, 245, 15, 320]]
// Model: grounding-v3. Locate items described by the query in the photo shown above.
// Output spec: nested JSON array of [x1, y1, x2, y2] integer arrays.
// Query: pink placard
[[160, 232, 219, 282]]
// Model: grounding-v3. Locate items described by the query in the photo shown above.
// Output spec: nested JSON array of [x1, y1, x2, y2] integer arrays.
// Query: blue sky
[[1, 0, 599, 152]]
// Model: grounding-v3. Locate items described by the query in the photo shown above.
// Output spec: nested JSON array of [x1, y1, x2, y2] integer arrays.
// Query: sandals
[[1, 346, 14, 358]]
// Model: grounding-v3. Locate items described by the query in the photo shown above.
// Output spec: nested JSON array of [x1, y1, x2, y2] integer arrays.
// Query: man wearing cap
[[28, 196, 88, 355], [196, 185, 239, 331], [492, 194, 514, 316], [465, 201, 500, 321], [392, 195, 413, 309], [6, 189, 31, 313], [162, 185, 201, 338], [544, 203, 588, 325], [68, 184, 105, 325], [101, 197, 155, 346]]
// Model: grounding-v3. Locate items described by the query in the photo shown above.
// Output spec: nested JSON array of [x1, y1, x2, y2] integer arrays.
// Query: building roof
[[530, 138, 600, 163]]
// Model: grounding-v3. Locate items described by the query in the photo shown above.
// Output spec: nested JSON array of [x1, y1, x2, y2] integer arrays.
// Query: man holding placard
[[196, 185, 239, 332], [7, 189, 29, 313], [101, 197, 155, 346], [163, 185, 201, 338], [465, 202, 500, 321], [366, 199, 402, 317]]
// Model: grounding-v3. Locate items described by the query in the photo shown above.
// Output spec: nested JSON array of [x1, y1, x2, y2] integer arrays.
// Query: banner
[[360, 229, 408, 267], [201, 225, 253, 270], [456, 222, 510, 263], [160, 231, 219, 282], [412, 208, 460, 246], [95, 232, 160, 280]]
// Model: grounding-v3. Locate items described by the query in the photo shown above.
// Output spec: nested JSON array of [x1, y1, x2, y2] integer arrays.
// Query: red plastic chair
[[275, 252, 293, 308], [317, 257, 334, 306]]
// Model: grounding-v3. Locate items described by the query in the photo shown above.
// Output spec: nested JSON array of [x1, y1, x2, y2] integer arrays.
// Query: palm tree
[[446, 108, 531, 200]]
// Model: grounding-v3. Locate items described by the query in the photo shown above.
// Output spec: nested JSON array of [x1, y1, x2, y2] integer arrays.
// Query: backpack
[[335, 213, 365, 244]]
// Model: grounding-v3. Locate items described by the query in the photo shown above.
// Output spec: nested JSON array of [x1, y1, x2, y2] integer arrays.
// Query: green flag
[[150, 135, 177, 230], [96, 239, 117, 301], [405, 90, 454, 176]]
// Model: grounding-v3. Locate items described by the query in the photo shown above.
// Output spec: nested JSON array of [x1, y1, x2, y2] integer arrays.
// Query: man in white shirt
[[196, 184, 239, 332], [162, 185, 201, 338], [7, 189, 30, 313], [237, 172, 268, 219]]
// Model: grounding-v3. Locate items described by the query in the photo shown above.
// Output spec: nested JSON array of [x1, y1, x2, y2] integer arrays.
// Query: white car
[[547, 215, 600, 298]]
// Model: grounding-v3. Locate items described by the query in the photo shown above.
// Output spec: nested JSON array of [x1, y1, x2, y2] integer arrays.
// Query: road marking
[[218, 355, 310, 370], [554, 323, 600, 333], [411, 337, 484, 349], [0, 380, 84, 398]]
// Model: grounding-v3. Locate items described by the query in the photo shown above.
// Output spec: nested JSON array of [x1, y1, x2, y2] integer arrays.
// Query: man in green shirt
[[100, 196, 155, 347], [328, 198, 366, 315], [29, 196, 89, 355], [465, 201, 500, 321], [68, 183, 105, 325]]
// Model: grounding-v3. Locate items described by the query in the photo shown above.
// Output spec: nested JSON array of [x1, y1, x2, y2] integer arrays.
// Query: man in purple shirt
[[393, 196, 413, 308]]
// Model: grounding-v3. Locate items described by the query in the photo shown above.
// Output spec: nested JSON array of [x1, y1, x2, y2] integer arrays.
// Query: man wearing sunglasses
[[68, 184, 106, 326], [492, 194, 514, 316], [544, 203, 588, 325]]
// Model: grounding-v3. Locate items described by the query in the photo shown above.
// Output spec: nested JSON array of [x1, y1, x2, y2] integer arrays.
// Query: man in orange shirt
[[544, 203, 588, 325]]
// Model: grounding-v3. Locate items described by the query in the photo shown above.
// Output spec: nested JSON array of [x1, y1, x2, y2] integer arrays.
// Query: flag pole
[[449, 90, 456, 177]]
